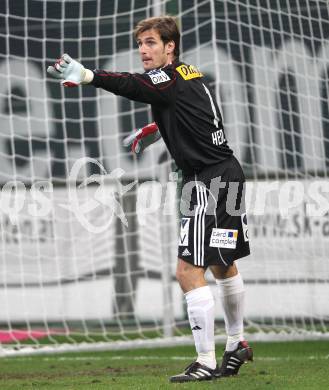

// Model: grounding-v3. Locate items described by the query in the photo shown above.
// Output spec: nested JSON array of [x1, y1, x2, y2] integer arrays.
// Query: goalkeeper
[[48, 15, 252, 383]]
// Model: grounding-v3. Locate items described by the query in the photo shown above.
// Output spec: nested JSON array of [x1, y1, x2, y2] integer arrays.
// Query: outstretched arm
[[47, 54, 176, 105]]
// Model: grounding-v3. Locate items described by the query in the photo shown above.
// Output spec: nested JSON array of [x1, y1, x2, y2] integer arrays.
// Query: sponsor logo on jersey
[[241, 213, 249, 242], [147, 69, 170, 84], [179, 217, 190, 246], [212, 129, 225, 146], [176, 64, 203, 80], [209, 228, 238, 249]]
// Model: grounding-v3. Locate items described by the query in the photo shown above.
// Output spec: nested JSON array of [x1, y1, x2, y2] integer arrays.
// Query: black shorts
[[177, 155, 250, 268]]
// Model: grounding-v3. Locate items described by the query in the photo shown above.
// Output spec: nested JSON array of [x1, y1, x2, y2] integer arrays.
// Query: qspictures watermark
[[0, 158, 328, 233]]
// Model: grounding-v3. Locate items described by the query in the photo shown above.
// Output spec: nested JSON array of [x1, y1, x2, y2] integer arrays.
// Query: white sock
[[185, 286, 216, 369], [216, 273, 245, 352]]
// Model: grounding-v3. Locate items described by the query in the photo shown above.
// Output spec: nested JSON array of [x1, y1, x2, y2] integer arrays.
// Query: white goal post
[[0, 0, 329, 356]]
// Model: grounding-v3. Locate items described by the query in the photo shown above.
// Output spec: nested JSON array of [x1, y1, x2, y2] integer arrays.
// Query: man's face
[[136, 29, 174, 71]]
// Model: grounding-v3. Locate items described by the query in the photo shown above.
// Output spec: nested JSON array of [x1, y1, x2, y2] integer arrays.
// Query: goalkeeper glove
[[123, 122, 161, 154], [47, 53, 94, 86]]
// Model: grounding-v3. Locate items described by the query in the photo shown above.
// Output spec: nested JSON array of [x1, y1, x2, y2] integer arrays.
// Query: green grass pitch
[[1, 341, 328, 389]]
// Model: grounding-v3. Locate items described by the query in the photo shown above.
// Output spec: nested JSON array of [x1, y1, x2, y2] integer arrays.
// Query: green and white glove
[[123, 122, 162, 154], [47, 53, 94, 86]]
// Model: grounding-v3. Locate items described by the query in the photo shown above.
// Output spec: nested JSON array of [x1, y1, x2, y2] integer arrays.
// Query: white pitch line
[[3, 355, 329, 362]]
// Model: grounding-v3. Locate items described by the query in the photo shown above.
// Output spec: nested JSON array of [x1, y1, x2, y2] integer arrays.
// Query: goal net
[[1, 0, 329, 356]]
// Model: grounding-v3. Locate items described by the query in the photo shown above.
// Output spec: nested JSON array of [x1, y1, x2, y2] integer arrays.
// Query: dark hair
[[134, 15, 180, 60]]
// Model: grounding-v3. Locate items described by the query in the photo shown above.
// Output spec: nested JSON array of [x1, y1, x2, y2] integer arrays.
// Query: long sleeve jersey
[[91, 61, 233, 175]]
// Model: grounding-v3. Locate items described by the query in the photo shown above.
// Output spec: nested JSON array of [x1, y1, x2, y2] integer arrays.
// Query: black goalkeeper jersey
[[91, 61, 233, 175]]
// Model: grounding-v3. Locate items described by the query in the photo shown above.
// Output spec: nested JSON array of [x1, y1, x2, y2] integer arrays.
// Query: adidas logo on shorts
[[182, 248, 191, 256]]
